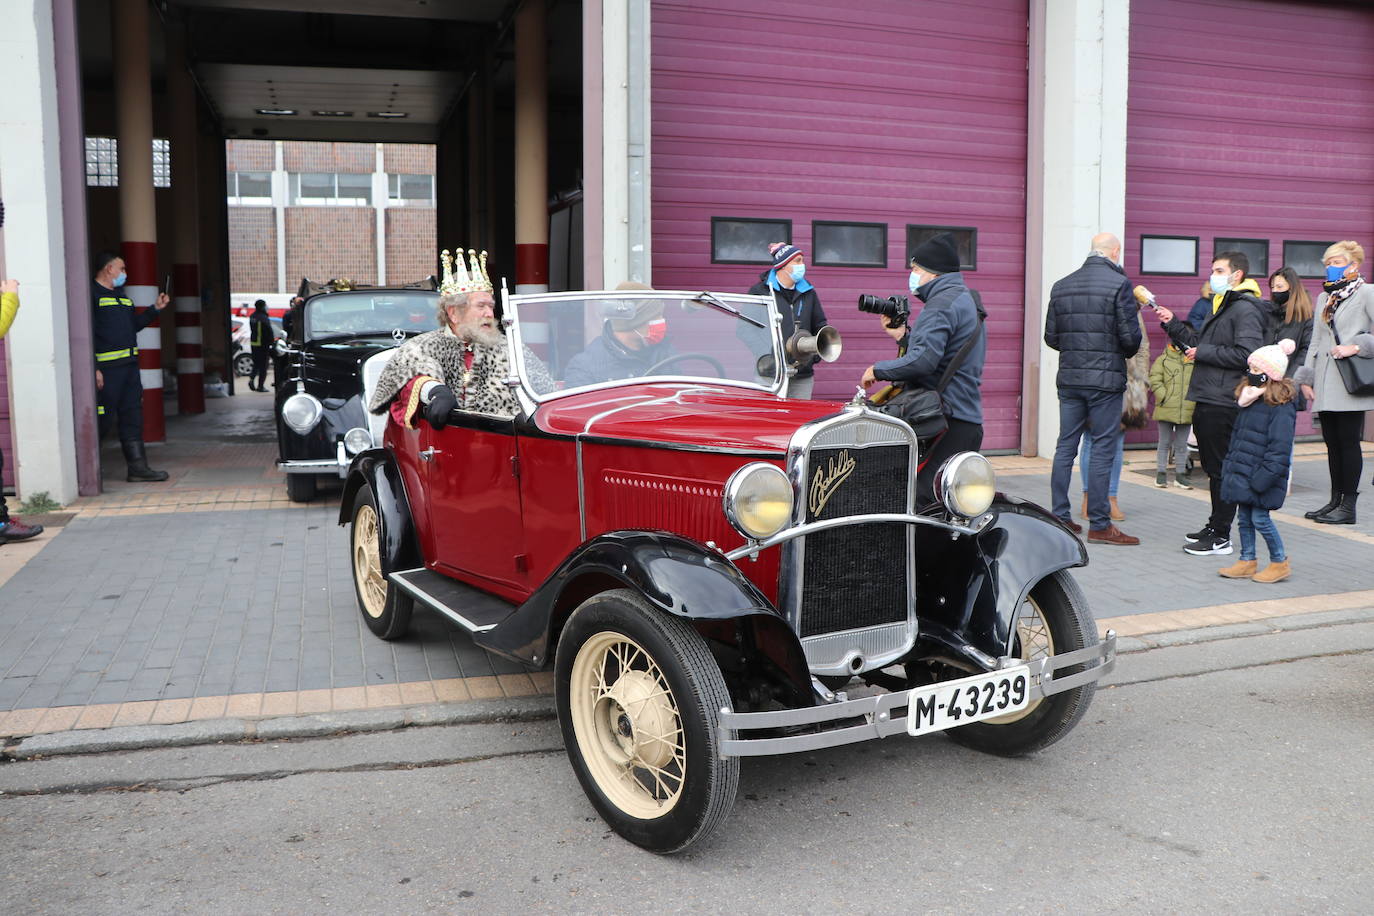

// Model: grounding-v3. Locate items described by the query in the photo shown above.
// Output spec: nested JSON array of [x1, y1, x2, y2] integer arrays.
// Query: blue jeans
[[1237, 504, 1285, 562], [1079, 433, 1124, 497], [1052, 387, 1124, 530]]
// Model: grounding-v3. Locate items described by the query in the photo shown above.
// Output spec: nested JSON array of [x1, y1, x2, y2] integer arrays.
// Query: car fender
[[338, 449, 421, 574], [478, 530, 814, 706], [915, 496, 1087, 662]]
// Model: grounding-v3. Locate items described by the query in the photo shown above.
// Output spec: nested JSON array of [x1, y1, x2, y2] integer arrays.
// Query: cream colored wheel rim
[[352, 504, 387, 620], [985, 595, 1055, 725], [569, 630, 686, 819]]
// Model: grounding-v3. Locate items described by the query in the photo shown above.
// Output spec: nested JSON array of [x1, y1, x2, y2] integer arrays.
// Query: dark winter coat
[[1148, 345, 1194, 425], [563, 321, 675, 388], [1264, 298, 1312, 411], [747, 269, 828, 378], [250, 310, 274, 351], [92, 281, 159, 368], [1160, 283, 1267, 408], [1219, 397, 1296, 510], [1044, 255, 1141, 393], [872, 272, 985, 425]]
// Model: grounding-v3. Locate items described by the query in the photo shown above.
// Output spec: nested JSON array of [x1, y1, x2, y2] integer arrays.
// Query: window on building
[[906, 225, 978, 271], [388, 173, 435, 206], [1139, 234, 1199, 275], [1214, 238, 1268, 277], [711, 217, 792, 264], [290, 172, 372, 206], [227, 171, 272, 206], [1282, 240, 1335, 279], [84, 137, 172, 188], [812, 221, 886, 268]]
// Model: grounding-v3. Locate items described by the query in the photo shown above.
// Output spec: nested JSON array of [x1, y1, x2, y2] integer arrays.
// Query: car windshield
[[506, 290, 781, 400], [305, 291, 439, 340]]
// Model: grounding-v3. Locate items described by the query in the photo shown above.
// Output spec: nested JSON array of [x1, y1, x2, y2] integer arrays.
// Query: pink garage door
[[650, 0, 1030, 450], [1125, 0, 1374, 441]]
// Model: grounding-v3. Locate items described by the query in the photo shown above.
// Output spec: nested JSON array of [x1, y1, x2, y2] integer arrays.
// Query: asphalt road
[[2, 622, 1371, 915]]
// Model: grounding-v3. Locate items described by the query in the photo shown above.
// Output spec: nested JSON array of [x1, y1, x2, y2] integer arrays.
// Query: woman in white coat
[[1294, 240, 1374, 524]]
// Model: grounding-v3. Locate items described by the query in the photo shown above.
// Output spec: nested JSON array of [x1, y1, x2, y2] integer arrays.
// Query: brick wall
[[226, 139, 273, 172], [283, 142, 373, 174], [228, 208, 277, 291], [385, 209, 437, 285], [382, 143, 435, 175], [286, 208, 377, 286]]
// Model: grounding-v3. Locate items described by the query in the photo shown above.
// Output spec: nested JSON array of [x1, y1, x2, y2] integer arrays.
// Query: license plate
[[905, 666, 1031, 736]]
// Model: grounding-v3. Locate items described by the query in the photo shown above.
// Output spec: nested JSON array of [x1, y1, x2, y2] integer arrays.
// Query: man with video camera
[[860, 232, 985, 505]]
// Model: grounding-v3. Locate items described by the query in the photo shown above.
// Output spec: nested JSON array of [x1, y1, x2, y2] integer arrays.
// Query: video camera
[[857, 293, 910, 329]]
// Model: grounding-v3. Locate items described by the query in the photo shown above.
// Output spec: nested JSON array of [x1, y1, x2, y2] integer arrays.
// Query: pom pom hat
[[768, 242, 803, 269], [1249, 338, 1295, 380]]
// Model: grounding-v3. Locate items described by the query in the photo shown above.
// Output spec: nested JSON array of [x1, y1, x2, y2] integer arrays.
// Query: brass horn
[[785, 325, 843, 365]]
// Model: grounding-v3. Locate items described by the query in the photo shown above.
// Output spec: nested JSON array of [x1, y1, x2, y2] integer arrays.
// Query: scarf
[[1237, 385, 1264, 408], [1321, 274, 1365, 324]]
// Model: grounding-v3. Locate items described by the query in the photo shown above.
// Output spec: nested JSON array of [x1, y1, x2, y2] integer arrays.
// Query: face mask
[[908, 271, 924, 295], [1209, 273, 1231, 295], [114, 271, 128, 287], [639, 319, 667, 345], [1271, 290, 1290, 306], [1326, 264, 1348, 283], [1246, 371, 1268, 387], [790, 263, 805, 283]]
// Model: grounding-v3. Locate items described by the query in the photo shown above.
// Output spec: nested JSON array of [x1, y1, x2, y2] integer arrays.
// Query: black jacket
[[250, 310, 274, 350], [872, 272, 985, 425], [1219, 398, 1296, 510], [563, 322, 675, 388], [1044, 255, 1141, 392], [1161, 288, 1267, 408], [1264, 299, 1313, 411], [92, 281, 159, 368], [747, 270, 828, 378]]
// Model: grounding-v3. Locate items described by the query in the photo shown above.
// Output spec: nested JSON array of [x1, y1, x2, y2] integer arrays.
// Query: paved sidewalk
[[2, 390, 1372, 745]]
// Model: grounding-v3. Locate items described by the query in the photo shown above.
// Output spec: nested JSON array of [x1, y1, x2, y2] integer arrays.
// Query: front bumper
[[277, 440, 349, 478], [717, 632, 1116, 757]]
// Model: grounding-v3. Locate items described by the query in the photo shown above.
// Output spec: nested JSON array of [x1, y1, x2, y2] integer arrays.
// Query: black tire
[[349, 483, 414, 640], [233, 351, 254, 377], [286, 473, 317, 503], [946, 569, 1098, 757], [555, 589, 739, 854]]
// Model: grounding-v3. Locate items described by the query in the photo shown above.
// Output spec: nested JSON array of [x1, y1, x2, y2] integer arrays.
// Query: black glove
[[423, 384, 457, 429]]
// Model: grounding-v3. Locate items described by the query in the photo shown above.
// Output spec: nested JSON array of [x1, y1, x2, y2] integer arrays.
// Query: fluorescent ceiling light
[[255, 108, 297, 116], [367, 111, 409, 119], [311, 110, 354, 117]]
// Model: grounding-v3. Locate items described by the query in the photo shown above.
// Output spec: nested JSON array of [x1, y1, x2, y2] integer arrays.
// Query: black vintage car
[[274, 279, 438, 501]]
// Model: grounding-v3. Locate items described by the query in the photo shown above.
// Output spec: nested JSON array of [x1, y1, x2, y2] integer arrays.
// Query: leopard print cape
[[368, 326, 553, 418]]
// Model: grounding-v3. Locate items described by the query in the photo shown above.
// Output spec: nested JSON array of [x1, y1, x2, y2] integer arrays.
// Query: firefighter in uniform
[[248, 298, 273, 391], [92, 250, 170, 482]]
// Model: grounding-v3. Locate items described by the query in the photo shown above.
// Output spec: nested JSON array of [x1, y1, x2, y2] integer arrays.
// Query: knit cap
[[1249, 338, 1295, 379], [768, 242, 803, 269]]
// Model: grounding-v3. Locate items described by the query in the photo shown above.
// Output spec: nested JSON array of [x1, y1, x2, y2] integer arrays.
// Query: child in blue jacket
[[1217, 339, 1297, 583]]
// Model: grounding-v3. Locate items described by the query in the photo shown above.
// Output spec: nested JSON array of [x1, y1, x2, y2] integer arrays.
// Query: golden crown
[[438, 248, 492, 296]]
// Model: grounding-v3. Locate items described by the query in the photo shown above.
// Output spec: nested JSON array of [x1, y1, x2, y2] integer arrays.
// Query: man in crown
[[369, 248, 553, 425]]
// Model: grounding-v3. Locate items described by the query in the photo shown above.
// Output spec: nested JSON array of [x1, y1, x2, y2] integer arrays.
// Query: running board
[[389, 568, 515, 634]]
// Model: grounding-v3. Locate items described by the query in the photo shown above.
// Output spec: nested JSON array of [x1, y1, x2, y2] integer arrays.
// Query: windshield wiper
[[689, 292, 766, 329]]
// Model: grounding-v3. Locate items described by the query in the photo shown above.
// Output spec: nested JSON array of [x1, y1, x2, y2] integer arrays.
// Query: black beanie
[[908, 232, 961, 275]]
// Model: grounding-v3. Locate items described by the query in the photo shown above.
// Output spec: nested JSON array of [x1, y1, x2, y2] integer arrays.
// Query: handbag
[[870, 291, 986, 439], [1330, 323, 1374, 397]]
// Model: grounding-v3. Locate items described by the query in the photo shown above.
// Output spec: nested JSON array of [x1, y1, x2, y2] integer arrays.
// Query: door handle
[[420, 447, 441, 461]]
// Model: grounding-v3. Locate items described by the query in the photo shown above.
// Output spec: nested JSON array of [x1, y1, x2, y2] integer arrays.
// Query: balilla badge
[[808, 449, 855, 516]]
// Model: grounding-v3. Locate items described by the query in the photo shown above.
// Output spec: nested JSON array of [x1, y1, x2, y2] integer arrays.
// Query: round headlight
[[343, 427, 372, 455], [936, 452, 996, 519], [281, 392, 323, 434], [723, 463, 794, 541]]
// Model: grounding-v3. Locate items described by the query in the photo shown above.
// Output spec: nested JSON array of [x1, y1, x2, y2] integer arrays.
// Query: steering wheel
[[643, 352, 727, 378]]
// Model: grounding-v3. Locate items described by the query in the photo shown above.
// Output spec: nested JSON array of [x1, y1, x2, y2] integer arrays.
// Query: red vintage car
[[341, 288, 1116, 853]]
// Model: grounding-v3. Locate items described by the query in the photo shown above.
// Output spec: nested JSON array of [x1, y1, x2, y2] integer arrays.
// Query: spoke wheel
[[946, 569, 1098, 757], [556, 590, 738, 853], [349, 483, 413, 640]]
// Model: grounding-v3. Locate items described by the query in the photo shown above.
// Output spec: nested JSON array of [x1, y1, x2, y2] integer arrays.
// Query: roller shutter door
[[1126, 0, 1374, 440], [651, 0, 1030, 449]]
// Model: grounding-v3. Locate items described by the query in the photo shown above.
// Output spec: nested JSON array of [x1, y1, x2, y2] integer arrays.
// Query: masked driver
[[563, 281, 673, 387]]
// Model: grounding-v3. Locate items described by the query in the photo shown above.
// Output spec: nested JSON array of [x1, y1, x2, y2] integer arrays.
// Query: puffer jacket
[[1044, 254, 1141, 392], [1294, 281, 1374, 414], [1160, 280, 1267, 407], [1149, 345, 1195, 425], [1219, 397, 1296, 510], [0, 288, 17, 339]]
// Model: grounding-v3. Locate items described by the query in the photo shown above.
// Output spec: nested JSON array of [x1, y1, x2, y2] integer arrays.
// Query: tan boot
[[1110, 496, 1125, 521], [1218, 559, 1258, 579], [1080, 494, 1088, 519], [1251, 559, 1291, 583]]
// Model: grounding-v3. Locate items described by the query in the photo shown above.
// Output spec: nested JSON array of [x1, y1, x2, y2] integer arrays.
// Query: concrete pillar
[[112, 0, 165, 441], [167, 22, 204, 414], [373, 144, 388, 284], [0, 0, 81, 504], [514, 1, 549, 298], [1025, 0, 1131, 456]]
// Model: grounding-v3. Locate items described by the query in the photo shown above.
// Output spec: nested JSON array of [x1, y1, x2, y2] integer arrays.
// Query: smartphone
[[165, 274, 172, 297]]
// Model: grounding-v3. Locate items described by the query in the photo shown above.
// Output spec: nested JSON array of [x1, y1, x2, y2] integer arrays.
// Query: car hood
[[298, 338, 397, 393], [533, 384, 842, 453]]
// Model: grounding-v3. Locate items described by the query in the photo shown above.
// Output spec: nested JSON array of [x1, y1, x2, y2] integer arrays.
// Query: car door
[[420, 411, 526, 594]]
